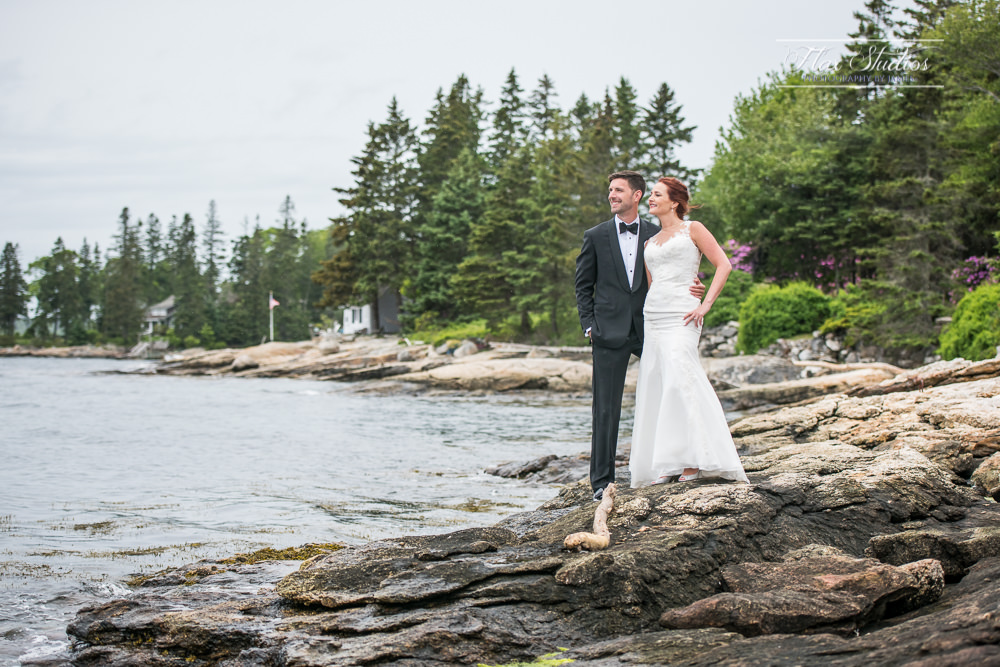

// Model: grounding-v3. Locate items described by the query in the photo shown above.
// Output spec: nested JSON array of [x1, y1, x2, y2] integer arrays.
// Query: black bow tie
[[619, 221, 638, 235]]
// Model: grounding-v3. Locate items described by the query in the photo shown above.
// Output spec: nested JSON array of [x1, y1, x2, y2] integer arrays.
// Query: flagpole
[[269, 291, 274, 342]]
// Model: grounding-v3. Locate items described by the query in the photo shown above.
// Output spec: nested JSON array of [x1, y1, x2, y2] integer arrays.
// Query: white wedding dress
[[629, 220, 749, 487]]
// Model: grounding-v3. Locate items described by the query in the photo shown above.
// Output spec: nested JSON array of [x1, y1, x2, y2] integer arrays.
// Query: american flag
[[269, 295, 280, 310]]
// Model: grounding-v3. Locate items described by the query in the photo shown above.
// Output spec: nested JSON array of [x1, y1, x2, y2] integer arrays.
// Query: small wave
[[17, 634, 69, 664]]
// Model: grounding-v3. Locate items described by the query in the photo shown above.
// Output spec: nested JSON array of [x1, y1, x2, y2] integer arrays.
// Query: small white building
[[341, 305, 370, 335], [341, 287, 401, 335]]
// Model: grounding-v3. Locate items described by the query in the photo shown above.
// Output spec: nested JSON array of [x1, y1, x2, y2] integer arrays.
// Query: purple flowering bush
[[951, 256, 998, 296], [724, 239, 755, 273]]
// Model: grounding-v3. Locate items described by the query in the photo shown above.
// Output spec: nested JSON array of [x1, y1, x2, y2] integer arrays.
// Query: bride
[[629, 177, 749, 487]]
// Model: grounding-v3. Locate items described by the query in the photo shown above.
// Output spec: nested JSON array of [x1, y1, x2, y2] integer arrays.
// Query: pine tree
[[169, 213, 204, 340], [613, 77, 642, 166], [897, 0, 955, 40], [30, 237, 84, 340], [418, 74, 484, 209], [0, 242, 28, 336], [225, 221, 268, 346], [452, 146, 535, 334], [570, 93, 595, 134], [831, 0, 898, 118], [202, 200, 225, 338], [574, 90, 617, 229], [487, 68, 526, 172], [264, 196, 313, 340], [527, 75, 559, 142], [639, 82, 698, 182], [406, 148, 486, 326], [317, 98, 420, 331], [101, 208, 145, 344], [142, 214, 170, 305], [312, 219, 355, 312], [513, 115, 578, 339], [77, 238, 98, 334]]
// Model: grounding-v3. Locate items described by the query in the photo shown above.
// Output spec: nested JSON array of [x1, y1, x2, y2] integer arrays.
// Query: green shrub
[[409, 319, 489, 347], [737, 282, 831, 354], [182, 335, 201, 349], [705, 269, 755, 328], [821, 281, 949, 352], [198, 324, 217, 347], [938, 283, 1000, 361], [820, 284, 885, 347]]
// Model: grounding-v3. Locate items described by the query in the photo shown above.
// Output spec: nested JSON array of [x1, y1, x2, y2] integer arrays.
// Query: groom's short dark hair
[[609, 171, 646, 199]]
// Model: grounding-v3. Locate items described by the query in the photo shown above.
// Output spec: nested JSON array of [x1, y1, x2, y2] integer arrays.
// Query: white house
[[144, 295, 176, 334], [341, 287, 401, 335], [341, 305, 370, 335]]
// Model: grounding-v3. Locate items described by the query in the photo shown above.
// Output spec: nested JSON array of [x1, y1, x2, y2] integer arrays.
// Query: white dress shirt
[[616, 215, 640, 288]]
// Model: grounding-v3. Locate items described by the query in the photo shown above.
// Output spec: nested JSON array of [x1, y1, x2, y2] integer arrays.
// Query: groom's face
[[608, 178, 641, 219]]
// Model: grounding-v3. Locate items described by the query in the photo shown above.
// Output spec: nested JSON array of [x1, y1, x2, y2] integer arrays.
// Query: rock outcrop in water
[[63, 359, 1000, 666], [152, 335, 914, 410]]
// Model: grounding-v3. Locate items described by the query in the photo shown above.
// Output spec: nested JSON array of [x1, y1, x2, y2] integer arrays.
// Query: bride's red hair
[[657, 177, 700, 218]]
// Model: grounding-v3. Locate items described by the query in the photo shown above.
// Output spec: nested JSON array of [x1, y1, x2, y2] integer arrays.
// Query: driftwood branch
[[564, 483, 615, 551]]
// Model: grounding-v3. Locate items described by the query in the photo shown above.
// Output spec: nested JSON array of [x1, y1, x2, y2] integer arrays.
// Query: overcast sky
[[0, 0, 867, 265]]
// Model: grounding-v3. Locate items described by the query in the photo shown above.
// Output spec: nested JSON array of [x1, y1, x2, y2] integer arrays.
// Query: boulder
[[865, 505, 1000, 577], [701, 354, 803, 388], [972, 451, 1000, 500], [401, 358, 592, 392], [485, 453, 591, 485], [718, 368, 895, 411], [231, 354, 258, 372], [317, 339, 340, 355], [659, 546, 944, 636], [561, 558, 1000, 666], [452, 340, 479, 358]]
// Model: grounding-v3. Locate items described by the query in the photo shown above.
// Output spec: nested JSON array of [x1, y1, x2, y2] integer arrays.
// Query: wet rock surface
[[65, 368, 1000, 666], [658, 546, 945, 636]]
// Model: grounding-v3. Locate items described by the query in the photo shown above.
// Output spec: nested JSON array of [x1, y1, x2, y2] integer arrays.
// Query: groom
[[574, 171, 703, 501]]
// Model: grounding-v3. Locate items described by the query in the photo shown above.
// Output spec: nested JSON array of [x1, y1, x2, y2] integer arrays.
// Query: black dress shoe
[[593, 487, 604, 502]]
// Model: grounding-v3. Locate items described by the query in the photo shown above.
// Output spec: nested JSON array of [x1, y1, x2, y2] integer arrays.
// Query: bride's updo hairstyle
[[657, 177, 700, 218]]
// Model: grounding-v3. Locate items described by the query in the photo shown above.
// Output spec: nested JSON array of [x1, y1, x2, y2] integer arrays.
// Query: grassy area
[[407, 319, 490, 347]]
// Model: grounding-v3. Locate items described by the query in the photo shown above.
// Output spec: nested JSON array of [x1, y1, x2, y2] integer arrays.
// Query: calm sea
[[0, 357, 597, 665]]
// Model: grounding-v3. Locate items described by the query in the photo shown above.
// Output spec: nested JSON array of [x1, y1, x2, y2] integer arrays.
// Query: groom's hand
[[689, 277, 706, 300]]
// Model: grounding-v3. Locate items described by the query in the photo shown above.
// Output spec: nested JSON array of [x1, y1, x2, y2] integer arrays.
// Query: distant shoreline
[[0, 344, 127, 358]]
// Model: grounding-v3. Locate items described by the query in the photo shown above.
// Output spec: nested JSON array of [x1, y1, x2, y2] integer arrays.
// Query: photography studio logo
[[778, 39, 942, 88]]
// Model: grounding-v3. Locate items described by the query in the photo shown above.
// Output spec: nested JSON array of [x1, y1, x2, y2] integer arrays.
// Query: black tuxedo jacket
[[575, 217, 660, 349]]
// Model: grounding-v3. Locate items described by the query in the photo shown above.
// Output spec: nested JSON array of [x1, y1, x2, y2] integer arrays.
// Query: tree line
[[697, 0, 1000, 356], [0, 196, 329, 347], [2, 0, 997, 357], [312, 70, 697, 342]]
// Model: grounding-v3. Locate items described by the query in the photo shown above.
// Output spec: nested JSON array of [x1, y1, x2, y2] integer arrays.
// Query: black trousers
[[590, 328, 643, 492]]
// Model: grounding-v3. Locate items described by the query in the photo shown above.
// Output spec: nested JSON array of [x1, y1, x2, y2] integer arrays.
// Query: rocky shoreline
[[139, 334, 921, 413], [55, 354, 1000, 666], [0, 344, 126, 358]]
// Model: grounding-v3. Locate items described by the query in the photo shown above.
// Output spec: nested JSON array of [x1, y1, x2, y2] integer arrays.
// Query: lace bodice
[[644, 220, 701, 309]]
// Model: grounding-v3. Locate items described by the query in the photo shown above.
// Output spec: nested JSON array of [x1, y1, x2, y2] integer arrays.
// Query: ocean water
[[0, 357, 596, 665]]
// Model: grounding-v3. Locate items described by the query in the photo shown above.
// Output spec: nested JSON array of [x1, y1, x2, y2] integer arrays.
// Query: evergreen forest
[[2, 0, 998, 361]]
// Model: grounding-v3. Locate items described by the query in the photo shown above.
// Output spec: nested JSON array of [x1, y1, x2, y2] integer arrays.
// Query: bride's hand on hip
[[683, 304, 710, 328]]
